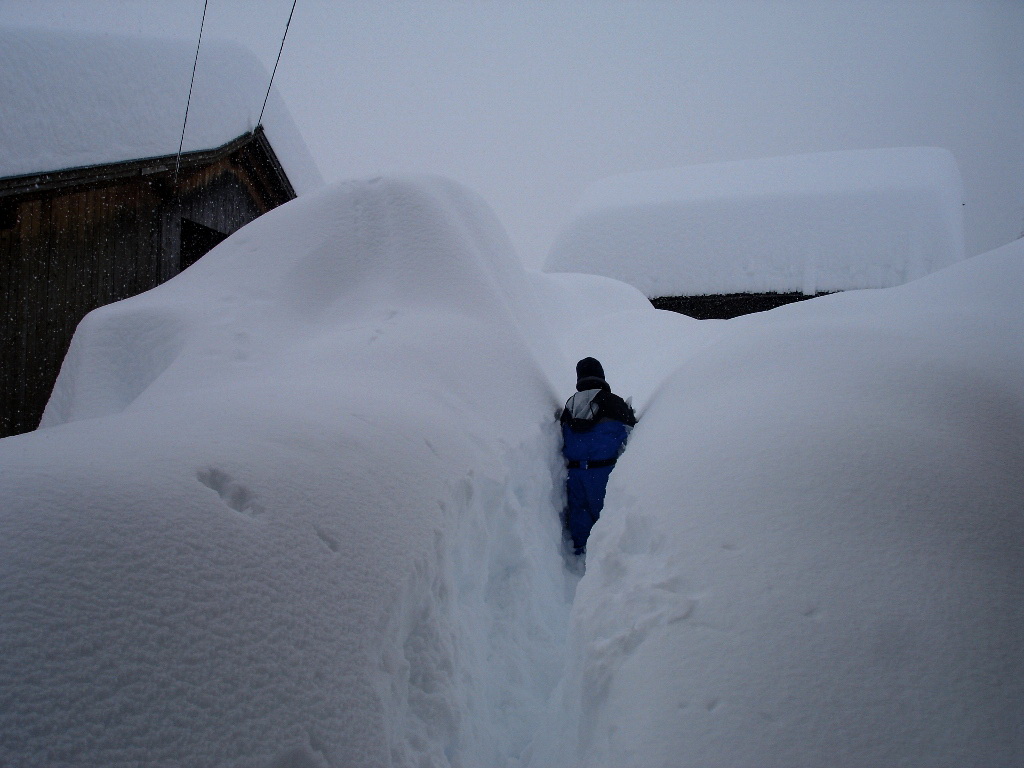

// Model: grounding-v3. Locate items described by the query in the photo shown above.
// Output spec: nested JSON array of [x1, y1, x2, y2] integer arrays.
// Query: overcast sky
[[4, 0, 1023, 267]]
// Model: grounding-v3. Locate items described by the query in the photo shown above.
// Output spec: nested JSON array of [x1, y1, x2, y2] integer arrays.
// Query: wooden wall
[[1, 146, 290, 438], [651, 292, 833, 320]]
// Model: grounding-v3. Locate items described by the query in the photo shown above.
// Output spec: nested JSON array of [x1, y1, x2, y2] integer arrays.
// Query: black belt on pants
[[566, 457, 617, 470]]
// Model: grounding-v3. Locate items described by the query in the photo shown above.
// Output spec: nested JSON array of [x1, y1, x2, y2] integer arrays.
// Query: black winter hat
[[576, 357, 605, 381]]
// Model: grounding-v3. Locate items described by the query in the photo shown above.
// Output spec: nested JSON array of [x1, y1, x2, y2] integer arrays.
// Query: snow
[[2, 176, 567, 767], [1, 174, 1021, 767], [0, 25, 322, 193], [545, 148, 967, 297], [530, 239, 1024, 767]]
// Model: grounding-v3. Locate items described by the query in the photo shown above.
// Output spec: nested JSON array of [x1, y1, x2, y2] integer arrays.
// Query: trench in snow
[[374, 421, 580, 768]]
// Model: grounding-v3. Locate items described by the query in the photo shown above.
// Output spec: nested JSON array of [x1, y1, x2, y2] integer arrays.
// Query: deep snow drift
[[529, 239, 1024, 767], [1, 177, 575, 767], [1, 176, 1021, 767], [546, 148, 966, 297]]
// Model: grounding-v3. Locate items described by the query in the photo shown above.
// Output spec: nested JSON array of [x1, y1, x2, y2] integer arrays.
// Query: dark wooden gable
[[1, 127, 296, 438]]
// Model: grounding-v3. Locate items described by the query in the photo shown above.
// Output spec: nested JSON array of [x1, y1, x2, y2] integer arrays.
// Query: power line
[[257, 0, 298, 130], [175, 0, 211, 182]]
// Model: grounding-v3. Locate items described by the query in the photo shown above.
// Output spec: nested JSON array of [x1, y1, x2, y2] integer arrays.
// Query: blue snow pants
[[565, 464, 614, 554], [562, 420, 628, 554]]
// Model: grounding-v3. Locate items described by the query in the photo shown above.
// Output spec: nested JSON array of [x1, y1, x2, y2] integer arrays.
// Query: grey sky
[[4, 0, 1023, 267]]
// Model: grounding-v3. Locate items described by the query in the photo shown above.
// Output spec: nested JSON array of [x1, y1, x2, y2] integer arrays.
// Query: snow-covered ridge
[[546, 148, 966, 297], [0, 25, 321, 192], [40, 174, 557, 428]]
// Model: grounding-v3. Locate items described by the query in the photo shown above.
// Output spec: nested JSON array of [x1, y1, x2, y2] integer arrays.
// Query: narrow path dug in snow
[[372, 423, 579, 767]]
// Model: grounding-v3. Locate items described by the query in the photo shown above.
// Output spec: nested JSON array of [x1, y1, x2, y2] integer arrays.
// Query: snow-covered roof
[[0, 25, 322, 193], [545, 148, 966, 296]]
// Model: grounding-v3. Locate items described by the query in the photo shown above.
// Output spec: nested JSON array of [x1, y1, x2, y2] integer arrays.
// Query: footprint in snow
[[197, 467, 264, 519]]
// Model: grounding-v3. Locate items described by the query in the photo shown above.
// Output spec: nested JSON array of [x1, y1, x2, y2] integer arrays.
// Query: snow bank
[[545, 148, 966, 297], [0, 176, 570, 767], [0, 25, 321, 193], [529, 239, 1024, 767], [1, 165, 1019, 766]]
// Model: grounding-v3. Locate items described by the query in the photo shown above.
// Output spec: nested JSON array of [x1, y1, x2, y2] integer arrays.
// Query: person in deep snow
[[560, 357, 636, 555]]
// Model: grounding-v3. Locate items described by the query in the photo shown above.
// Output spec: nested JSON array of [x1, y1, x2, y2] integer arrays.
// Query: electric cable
[[174, 0, 211, 182], [257, 0, 298, 130]]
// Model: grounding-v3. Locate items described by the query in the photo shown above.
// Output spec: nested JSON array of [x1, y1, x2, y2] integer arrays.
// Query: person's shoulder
[[601, 390, 627, 407], [598, 390, 637, 425]]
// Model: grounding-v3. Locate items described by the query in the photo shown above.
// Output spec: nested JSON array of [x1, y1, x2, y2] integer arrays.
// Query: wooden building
[[0, 25, 321, 438], [0, 128, 296, 437]]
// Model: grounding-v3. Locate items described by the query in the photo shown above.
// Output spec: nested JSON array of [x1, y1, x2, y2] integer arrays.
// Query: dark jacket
[[560, 381, 636, 432], [560, 381, 636, 464]]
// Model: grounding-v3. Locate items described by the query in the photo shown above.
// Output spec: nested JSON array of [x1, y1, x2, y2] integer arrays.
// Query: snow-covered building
[[0, 26, 321, 437], [545, 148, 966, 318]]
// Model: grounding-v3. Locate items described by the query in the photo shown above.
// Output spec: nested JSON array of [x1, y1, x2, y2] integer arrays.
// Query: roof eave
[[0, 126, 293, 200]]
